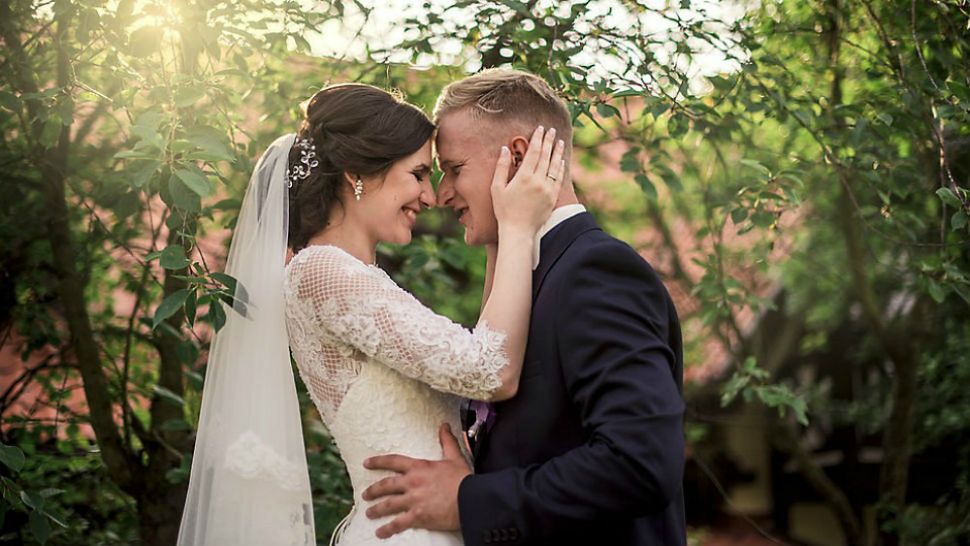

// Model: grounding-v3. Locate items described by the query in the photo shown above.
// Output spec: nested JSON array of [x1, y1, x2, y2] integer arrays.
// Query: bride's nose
[[419, 179, 436, 209]]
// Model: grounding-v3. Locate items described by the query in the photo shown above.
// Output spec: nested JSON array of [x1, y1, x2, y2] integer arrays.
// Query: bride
[[177, 83, 565, 545]]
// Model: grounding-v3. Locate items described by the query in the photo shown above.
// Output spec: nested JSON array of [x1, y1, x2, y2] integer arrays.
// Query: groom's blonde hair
[[434, 68, 572, 151]]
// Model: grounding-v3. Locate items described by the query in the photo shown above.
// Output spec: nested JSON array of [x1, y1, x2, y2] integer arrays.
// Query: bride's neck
[[305, 210, 377, 266]]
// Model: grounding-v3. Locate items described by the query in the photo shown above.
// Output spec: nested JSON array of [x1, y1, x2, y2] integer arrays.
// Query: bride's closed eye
[[411, 165, 432, 183]]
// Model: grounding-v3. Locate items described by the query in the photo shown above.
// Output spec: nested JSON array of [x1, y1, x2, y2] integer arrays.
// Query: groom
[[362, 68, 687, 546]]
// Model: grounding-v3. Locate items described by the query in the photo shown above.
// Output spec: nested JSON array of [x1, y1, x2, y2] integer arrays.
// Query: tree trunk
[[136, 475, 190, 546], [0, 2, 138, 493]]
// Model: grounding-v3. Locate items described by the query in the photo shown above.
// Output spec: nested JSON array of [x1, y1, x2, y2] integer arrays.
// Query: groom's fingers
[[438, 423, 464, 461], [376, 513, 416, 539], [365, 494, 409, 519], [363, 453, 417, 474], [361, 475, 407, 500]]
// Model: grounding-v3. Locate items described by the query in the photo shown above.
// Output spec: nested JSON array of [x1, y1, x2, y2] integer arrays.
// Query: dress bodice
[[283, 245, 508, 545]]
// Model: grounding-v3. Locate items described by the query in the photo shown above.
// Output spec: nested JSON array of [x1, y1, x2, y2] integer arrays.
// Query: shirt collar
[[532, 204, 587, 270]]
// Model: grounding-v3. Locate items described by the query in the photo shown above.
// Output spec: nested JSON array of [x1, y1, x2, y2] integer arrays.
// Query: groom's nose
[[437, 175, 455, 208]]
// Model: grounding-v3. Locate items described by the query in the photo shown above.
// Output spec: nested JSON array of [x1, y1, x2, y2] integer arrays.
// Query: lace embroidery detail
[[283, 244, 508, 423], [281, 244, 486, 545], [224, 431, 308, 492]]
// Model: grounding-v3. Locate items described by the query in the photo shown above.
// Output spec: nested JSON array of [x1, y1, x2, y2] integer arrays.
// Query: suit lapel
[[532, 212, 600, 300]]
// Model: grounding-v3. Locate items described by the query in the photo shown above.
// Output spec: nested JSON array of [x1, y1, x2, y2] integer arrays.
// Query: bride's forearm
[[480, 244, 498, 314], [477, 229, 533, 401]]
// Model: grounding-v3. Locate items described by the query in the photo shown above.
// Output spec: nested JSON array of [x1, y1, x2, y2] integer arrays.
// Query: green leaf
[[292, 34, 312, 53], [153, 385, 185, 407], [634, 174, 657, 200], [207, 301, 227, 332], [173, 168, 212, 197], [731, 208, 748, 224], [21, 490, 44, 510], [751, 211, 775, 228], [0, 443, 25, 473], [38, 488, 64, 499], [176, 339, 199, 366], [166, 462, 190, 484], [740, 159, 770, 176], [620, 148, 641, 173], [44, 508, 68, 529], [928, 280, 946, 303], [184, 289, 198, 327], [160, 419, 192, 431], [175, 86, 206, 108], [114, 148, 159, 160], [159, 245, 190, 270], [0, 90, 20, 112], [210, 271, 236, 289], [29, 510, 51, 545], [153, 289, 190, 329], [936, 187, 962, 208], [129, 159, 160, 189], [875, 112, 893, 126], [952, 210, 968, 231], [611, 89, 643, 99], [168, 174, 202, 212], [185, 126, 234, 162], [40, 114, 62, 148], [667, 114, 689, 138], [595, 102, 621, 119], [952, 284, 970, 305]]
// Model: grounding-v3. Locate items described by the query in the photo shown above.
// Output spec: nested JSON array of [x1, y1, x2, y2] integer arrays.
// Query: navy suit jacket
[[457, 212, 686, 546]]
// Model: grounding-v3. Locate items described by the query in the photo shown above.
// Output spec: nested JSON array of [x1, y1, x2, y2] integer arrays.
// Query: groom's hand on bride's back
[[362, 423, 471, 538]]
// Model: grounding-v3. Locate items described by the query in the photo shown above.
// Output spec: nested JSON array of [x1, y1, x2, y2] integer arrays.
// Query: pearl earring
[[354, 177, 363, 201]]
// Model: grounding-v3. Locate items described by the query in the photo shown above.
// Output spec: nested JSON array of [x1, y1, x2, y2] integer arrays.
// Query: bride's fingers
[[490, 146, 512, 195], [534, 127, 558, 178], [516, 125, 546, 177], [546, 139, 566, 182]]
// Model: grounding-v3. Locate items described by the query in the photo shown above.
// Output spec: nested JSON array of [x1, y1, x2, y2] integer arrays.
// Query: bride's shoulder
[[287, 244, 384, 284]]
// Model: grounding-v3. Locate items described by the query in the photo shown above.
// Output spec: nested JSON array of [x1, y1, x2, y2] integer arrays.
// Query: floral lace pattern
[[224, 431, 308, 493], [283, 244, 507, 423], [282, 245, 508, 545]]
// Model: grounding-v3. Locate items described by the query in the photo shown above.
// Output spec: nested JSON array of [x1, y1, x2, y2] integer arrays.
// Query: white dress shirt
[[532, 204, 587, 270]]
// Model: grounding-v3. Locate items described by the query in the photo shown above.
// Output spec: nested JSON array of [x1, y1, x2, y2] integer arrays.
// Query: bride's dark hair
[[286, 83, 435, 253]]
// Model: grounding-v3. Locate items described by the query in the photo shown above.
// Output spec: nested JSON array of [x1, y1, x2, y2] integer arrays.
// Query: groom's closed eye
[[437, 158, 465, 175]]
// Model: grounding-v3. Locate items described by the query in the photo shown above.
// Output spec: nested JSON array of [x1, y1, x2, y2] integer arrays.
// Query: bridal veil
[[177, 133, 316, 545]]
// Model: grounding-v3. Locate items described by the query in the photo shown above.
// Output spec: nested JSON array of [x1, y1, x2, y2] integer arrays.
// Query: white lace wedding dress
[[283, 244, 509, 545]]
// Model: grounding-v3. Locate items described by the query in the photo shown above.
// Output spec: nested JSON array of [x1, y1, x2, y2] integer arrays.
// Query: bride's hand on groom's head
[[361, 423, 471, 538], [491, 125, 566, 236]]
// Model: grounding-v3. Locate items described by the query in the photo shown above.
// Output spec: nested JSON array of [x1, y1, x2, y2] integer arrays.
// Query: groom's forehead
[[435, 124, 486, 160]]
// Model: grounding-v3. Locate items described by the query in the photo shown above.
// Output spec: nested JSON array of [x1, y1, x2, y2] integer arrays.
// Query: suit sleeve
[[457, 240, 685, 544]]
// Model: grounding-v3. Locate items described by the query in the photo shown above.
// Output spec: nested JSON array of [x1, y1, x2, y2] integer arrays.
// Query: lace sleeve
[[294, 246, 508, 400]]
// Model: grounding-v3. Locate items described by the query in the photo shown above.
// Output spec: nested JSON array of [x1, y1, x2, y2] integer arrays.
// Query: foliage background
[[1, 0, 968, 545]]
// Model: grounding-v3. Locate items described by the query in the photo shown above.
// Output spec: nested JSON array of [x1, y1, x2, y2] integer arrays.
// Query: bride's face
[[354, 139, 435, 246]]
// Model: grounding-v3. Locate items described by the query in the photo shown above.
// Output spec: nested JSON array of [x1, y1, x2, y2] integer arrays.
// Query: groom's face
[[435, 109, 501, 246]]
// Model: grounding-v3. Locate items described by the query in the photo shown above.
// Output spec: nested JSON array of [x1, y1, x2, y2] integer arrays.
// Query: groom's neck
[[554, 183, 580, 209]]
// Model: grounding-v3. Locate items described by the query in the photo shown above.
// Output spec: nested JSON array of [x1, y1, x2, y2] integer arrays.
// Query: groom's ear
[[508, 135, 530, 178]]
